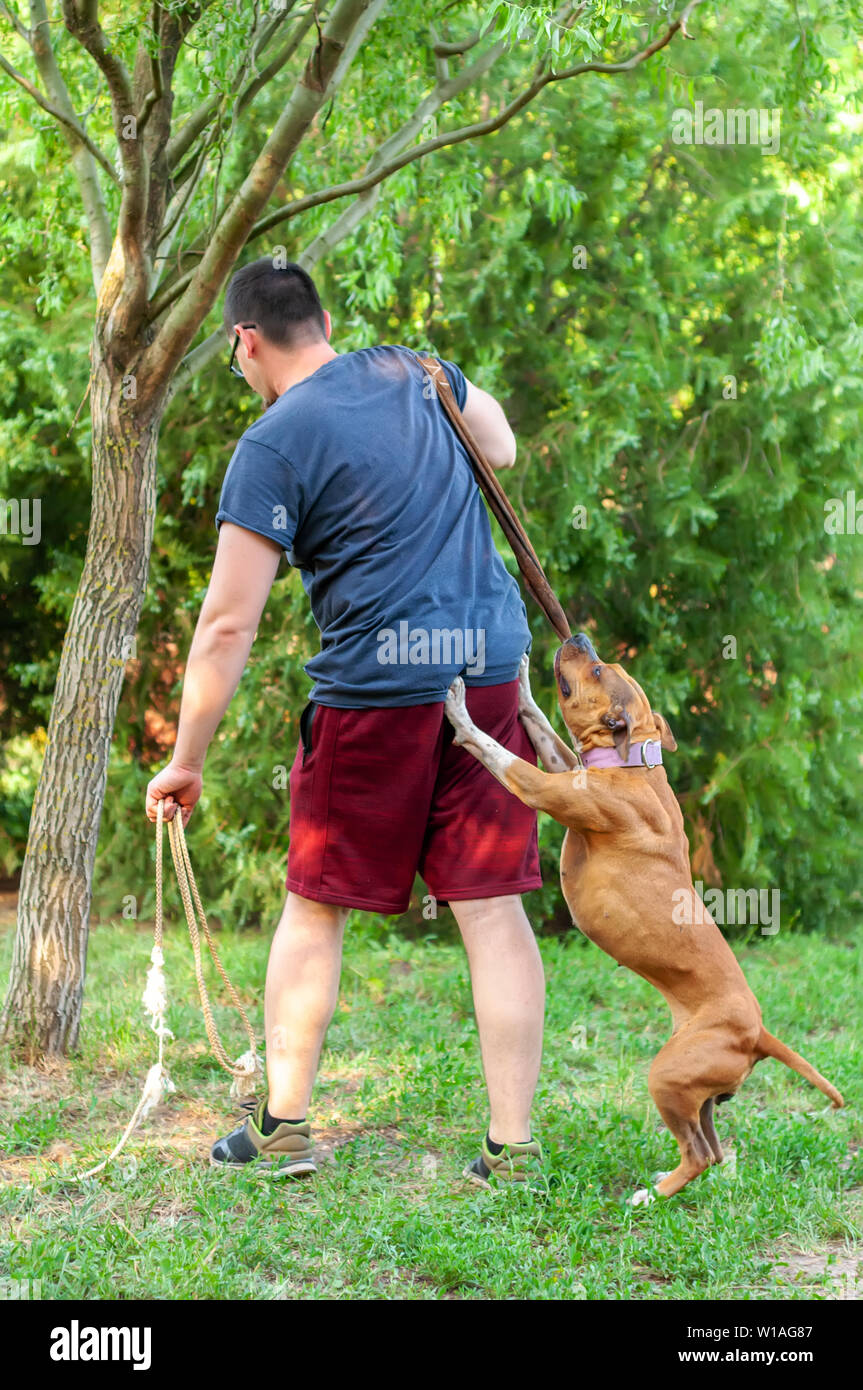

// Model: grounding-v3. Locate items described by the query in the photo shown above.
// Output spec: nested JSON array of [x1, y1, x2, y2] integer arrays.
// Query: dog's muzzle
[[554, 646, 571, 698], [567, 632, 598, 661]]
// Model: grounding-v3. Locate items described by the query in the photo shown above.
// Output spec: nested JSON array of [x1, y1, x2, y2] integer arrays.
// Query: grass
[[0, 907, 860, 1301]]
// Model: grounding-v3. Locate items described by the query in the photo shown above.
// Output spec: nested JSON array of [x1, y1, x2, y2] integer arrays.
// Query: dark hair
[[223, 258, 326, 347]]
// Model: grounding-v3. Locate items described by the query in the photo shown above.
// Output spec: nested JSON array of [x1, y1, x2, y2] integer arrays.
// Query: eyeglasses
[[228, 323, 257, 377]]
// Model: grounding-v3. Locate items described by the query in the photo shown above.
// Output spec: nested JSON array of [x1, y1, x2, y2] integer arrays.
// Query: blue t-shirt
[[215, 343, 531, 707]]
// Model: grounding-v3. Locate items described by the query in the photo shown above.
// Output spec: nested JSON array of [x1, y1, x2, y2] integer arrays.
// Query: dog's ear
[[652, 710, 677, 751], [610, 707, 634, 763]]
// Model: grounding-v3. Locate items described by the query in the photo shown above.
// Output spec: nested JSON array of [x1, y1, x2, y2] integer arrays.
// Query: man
[[145, 258, 546, 1186]]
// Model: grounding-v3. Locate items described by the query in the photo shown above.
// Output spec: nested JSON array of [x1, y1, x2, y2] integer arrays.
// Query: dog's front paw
[[445, 677, 471, 743], [446, 674, 466, 711]]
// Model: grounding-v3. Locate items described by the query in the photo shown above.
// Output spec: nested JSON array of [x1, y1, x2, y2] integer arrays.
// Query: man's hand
[[145, 762, 203, 826]]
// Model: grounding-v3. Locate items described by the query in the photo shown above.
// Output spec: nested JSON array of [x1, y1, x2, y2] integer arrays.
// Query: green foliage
[[0, 155, 91, 735], [0, 920, 858, 1298], [0, 0, 860, 934]]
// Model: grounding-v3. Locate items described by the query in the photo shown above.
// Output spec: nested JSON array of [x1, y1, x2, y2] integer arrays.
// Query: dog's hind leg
[[699, 1097, 724, 1164], [641, 1026, 754, 1197], [647, 1082, 715, 1197], [637, 1034, 721, 1198]]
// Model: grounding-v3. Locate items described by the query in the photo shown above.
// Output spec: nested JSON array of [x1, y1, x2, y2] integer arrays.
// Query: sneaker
[[209, 1099, 317, 1178], [463, 1135, 545, 1189]]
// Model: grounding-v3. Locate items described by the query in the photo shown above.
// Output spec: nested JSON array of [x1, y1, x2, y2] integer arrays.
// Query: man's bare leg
[[264, 891, 349, 1117], [450, 894, 545, 1145]]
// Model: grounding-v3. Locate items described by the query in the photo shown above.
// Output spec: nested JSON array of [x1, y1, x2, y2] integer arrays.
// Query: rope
[[75, 801, 263, 1180], [162, 803, 259, 1083]]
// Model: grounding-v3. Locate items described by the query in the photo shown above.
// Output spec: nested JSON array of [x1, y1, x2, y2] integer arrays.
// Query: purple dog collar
[[582, 739, 664, 769]]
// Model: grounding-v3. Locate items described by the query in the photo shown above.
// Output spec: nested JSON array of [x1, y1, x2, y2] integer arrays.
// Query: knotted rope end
[[142, 943, 168, 1021], [141, 1062, 176, 1119], [229, 1049, 264, 1103]]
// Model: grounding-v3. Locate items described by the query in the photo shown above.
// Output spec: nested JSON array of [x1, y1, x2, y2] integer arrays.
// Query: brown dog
[[445, 637, 843, 1201]]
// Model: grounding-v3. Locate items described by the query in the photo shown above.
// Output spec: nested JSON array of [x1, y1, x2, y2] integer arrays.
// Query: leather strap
[[416, 353, 572, 643]]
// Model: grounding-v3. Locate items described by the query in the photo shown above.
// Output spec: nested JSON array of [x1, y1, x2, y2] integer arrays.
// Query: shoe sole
[[463, 1163, 491, 1189], [209, 1155, 318, 1179], [462, 1163, 535, 1189], [463, 1162, 548, 1193]]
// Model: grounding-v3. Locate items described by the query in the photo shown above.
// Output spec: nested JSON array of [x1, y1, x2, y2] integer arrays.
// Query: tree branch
[[138, 6, 206, 276], [153, 8, 322, 309], [301, 27, 506, 264], [149, 3, 302, 320], [146, 0, 380, 402], [0, 50, 119, 183], [23, 0, 114, 287], [0, 0, 29, 39], [432, 32, 481, 57], [247, 0, 705, 242], [157, 0, 486, 318], [170, 11, 508, 369], [299, 0, 575, 272], [150, 140, 213, 296], [136, 5, 163, 133], [61, 0, 150, 327], [61, 0, 135, 119], [166, 3, 314, 174], [169, 0, 706, 392], [234, 7, 317, 117]]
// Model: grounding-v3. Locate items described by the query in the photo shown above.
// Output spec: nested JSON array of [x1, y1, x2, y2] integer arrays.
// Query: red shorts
[[286, 680, 541, 914]]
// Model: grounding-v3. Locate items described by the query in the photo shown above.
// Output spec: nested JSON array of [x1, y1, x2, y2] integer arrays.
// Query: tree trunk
[[1, 358, 164, 1056]]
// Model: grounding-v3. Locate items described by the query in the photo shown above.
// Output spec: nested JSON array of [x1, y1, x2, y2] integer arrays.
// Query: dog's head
[[554, 633, 677, 762]]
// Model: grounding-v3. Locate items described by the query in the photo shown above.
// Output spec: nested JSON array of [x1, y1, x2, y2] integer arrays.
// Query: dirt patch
[[0, 1079, 414, 1181], [318, 1070, 363, 1092], [0, 889, 18, 929], [371, 1264, 466, 1299], [138, 1190, 205, 1226], [632, 1264, 673, 1286], [0, 1095, 232, 1180], [0, 1155, 42, 1183], [0, 1056, 75, 1105], [314, 1120, 404, 1165], [143, 1099, 229, 1160], [771, 1242, 863, 1299]]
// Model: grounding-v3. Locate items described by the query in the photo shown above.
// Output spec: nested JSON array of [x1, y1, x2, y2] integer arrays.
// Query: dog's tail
[[756, 1028, 844, 1108]]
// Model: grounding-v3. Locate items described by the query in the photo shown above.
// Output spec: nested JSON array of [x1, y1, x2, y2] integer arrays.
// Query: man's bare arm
[[145, 522, 282, 822], [461, 378, 517, 469]]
